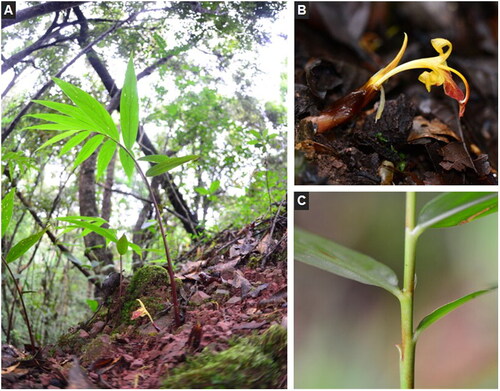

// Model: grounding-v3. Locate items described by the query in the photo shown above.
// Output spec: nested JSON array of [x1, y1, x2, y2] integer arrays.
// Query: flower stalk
[[306, 34, 469, 134]]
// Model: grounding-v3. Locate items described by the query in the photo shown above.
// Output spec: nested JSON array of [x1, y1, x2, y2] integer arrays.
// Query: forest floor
[[295, 3, 497, 185], [2, 208, 287, 389]]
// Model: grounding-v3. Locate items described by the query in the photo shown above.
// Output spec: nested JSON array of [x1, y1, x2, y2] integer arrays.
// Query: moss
[[162, 325, 287, 389], [57, 332, 87, 355], [120, 266, 170, 324], [127, 265, 169, 298]]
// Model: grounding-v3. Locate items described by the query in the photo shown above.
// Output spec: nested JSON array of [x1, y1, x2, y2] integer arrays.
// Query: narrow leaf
[[52, 78, 119, 140], [35, 130, 81, 152], [73, 135, 105, 168], [59, 131, 91, 156], [117, 234, 128, 255], [56, 218, 117, 243], [24, 123, 86, 131], [120, 57, 139, 150], [295, 227, 401, 297], [26, 113, 93, 130], [2, 189, 16, 237], [58, 215, 109, 224], [32, 100, 101, 128], [6, 230, 45, 263], [138, 154, 171, 163], [96, 139, 117, 180], [414, 286, 497, 341], [416, 192, 497, 235], [145, 155, 199, 177], [119, 148, 135, 181]]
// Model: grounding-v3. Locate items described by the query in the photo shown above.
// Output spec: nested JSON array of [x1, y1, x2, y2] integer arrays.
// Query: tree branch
[[1, 2, 88, 29]]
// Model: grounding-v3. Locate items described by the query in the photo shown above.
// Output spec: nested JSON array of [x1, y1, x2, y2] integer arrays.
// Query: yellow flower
[[367, 34, 469, 117]]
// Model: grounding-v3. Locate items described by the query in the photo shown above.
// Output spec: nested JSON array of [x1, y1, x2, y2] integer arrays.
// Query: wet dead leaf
[[439, 142, 475, 172], [408, 116, 461, 143]]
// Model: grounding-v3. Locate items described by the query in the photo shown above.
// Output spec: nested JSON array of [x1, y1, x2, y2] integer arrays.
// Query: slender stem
[[399, 192, 418, 388], [119, 142, 181, 327], [2, 257, 37, 348]]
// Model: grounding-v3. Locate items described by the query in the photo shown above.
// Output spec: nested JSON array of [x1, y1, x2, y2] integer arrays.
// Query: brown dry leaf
[[408, 116, 462, 143], [179, 260, 206, 275], [256, 233, 276, 255], [439, 142, 475, 172], [1, 362, 20, 374]]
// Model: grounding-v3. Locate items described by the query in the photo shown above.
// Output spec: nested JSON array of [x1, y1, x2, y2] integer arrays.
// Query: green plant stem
[[119, 142, 181, 328], [399, 192, 418, 388]]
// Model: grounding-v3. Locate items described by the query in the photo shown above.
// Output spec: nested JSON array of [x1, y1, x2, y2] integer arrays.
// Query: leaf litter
[[1, 209, 287, 389]]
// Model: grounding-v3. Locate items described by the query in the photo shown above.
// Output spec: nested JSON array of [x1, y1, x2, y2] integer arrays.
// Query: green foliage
[[295, 227, 401, 297], [86, 299, 99, 312], [1, 188, 15, 237], [416, 192, 497, 234], [5, 229, 45, 263], [414, 286, 497, 341], [117, 234, 129, 255]]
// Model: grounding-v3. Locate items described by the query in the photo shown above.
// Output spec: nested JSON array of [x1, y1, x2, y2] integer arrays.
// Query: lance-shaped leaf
[[56, 217, 117, 243], [6, 230, 46, 263], [96, 139, 117, 180], [295, 227, 401, 297], [415, 192, 497, 236], [2, 189, 15, 237], [32, 100, 103, 129], [414, 286, 497, 341], [119, 148, 135, 181], [73, 134, 105, 168], [120, 57, 139, 150], [145, 155, 199, 177], [52, 77, 119, 140], [59, 131, 91, 156], [34, 130, 82, 151]]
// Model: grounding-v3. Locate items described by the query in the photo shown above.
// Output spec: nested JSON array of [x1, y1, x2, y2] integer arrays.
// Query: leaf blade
[[145, 155, 199, 177], [96, 139, 117, 180], [295, 227, 401, 297], [414, 286, 497, 341], [120, 57, 139, 150], [416, 192, 497, 235], [73, 134, 105, 168], [2, 189, 16, 237], [6, 230, 45, 263]]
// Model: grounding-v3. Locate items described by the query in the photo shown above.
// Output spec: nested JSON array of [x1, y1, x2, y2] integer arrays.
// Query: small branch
[[2, 257, 36, 348]]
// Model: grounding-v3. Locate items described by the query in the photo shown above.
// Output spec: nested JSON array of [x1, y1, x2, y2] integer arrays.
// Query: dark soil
[[295, 2, 497, 185], [1, 209, 287, 389]]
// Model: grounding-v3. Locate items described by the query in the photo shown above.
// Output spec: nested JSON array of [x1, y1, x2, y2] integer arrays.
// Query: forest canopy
[[1, 1, 287, 346]]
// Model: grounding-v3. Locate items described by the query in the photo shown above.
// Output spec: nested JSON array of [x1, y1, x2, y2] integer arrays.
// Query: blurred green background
[[295, 192, 497, 388]]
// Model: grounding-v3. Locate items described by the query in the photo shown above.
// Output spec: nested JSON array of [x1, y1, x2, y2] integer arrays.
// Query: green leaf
[[56, 218, 117, 243], [138, 154, 171, 163], [145, 155, 199, 177], [96, 139, 117, 180], [2, 189, 15, 237], [59, 130, 91, 156], [33, 100, 101, 128], [414, 286, 497, 341], [128, 242, 143, 256], [26, 113, 94, 131], [120, 57, 139, 150], [52, 78, 119, 140], [295, 227, 401, 297], [119, 148, 135, 181], [195, 187, 210, 196], [86, 299, 99, 312], [6, 230, 45, 263], [208, 180, 220, 194], [35, 130, 81, 151], [117, 234, 128, 255], [416, 192, 497, 235], [73, 135, 105, 168], [24, 123, 86, 131]]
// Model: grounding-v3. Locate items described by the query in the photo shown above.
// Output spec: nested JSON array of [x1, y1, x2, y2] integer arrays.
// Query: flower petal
[[442, 72, 466, 116]]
